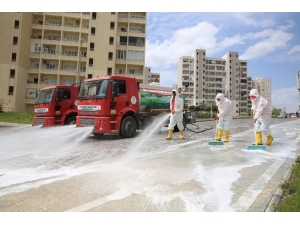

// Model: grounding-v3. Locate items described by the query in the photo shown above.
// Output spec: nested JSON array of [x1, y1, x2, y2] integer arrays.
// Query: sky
[[145, 12, 300, 113], [7, 1, 300, 113]]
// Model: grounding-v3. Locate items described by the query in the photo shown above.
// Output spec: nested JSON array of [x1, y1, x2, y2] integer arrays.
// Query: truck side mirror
[[111, 82, 118, 97]]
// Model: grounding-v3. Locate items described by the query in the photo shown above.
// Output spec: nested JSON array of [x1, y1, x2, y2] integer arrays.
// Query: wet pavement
[[0, 118, 299, 212]]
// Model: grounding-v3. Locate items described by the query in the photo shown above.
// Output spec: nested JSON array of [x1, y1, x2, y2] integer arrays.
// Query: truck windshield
[[36, 88, 54, 103], [78, 80, 109, 99]]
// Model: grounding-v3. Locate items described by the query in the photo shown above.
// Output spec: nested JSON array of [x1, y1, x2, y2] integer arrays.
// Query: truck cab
[[76, 76, 140, 137], [33, 85, 79, 126]]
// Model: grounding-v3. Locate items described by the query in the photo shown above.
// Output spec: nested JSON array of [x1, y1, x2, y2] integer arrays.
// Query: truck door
[[56, 88, 72, 115], [114, 79, 128, 111]]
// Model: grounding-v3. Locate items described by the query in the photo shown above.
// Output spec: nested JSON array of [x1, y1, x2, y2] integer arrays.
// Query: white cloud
[[240, 30, 293, 60], [145, 22, 220, 69], [233, 13, 276, 28], [277, 20, 295, 31], [288, 45, 300, 55], [272, 87, 299, 113]]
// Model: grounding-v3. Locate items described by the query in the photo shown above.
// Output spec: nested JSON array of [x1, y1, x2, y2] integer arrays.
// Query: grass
[[276, 156, 300, 212], [0, 112, 34, 124]]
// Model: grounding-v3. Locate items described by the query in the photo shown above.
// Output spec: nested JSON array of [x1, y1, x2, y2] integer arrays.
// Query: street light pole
[[77, 38, 84, 85]]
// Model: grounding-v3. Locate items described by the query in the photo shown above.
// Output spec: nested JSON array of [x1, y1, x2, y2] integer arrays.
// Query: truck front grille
[[35, 118, 45, 125], [80, 118, 95, 126]]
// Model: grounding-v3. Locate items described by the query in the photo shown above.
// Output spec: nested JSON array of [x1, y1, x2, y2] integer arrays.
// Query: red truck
[[33, 85, 79, 126], [76, 76, 195, 138]]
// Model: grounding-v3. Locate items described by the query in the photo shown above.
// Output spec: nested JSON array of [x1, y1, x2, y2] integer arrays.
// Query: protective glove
[[215, 115, 219, 120]]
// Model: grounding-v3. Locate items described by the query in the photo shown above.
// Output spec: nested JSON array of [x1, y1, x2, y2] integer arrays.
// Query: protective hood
[[171, 89, 180, 100], [215, 93, 225, 106], [250, 89, 260, 98]]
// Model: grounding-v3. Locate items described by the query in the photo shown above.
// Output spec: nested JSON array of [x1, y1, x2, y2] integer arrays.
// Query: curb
[[264, 168, 293, 212], [265, 148, 300, 212], [0, 122, 30, 127]]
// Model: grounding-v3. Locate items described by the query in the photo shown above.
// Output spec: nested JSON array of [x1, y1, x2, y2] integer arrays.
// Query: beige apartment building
[[0, 12, 146, 112], [178, 49, 253, 115], [252, 77, 272, 107], [144, 67, 160, 85]]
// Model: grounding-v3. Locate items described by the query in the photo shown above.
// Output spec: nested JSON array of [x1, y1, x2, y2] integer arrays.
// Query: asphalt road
[[0, 118, 299, 212]]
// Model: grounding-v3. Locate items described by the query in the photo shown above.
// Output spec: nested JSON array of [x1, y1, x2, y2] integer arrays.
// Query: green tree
[[272, 107, 281, 117], [189, 105, 195, 111]]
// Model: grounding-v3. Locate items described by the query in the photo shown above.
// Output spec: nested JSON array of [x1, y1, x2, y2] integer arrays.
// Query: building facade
[[0, 12, 146, 112], [178, 49, 253, 115], [252, 77, 272, 108], [144, 67, 160, 85]]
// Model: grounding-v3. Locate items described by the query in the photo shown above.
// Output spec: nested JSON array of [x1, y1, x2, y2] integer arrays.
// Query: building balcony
[[126, 59, 144, 65], [115, 59, 126, 64], [128, 31, 146, 38]]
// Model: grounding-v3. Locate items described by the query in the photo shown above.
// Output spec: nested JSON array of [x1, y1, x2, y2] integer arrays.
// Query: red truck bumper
[[34, 117, 56, 126], [77, 116, 119, 134]]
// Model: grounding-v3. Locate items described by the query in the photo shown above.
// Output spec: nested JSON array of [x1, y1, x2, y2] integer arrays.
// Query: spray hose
[[185, 123, 213, 133]]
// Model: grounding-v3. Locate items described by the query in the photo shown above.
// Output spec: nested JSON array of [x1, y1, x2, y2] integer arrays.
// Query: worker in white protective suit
[[166, 89, 185, 140], [214, 93, 233, 142], [249, 89, 273, 145]]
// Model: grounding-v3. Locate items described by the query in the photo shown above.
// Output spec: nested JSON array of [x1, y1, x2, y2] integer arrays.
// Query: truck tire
[[120, 116, 137, 138], [174, 115, 187, 132], [65, 116, 76, 125]]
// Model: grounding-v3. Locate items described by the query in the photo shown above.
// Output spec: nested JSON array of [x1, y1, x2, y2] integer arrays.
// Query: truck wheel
[[174, 115, 187, 132], [120, 116, 137, 138], [65, 116, 76, 125]]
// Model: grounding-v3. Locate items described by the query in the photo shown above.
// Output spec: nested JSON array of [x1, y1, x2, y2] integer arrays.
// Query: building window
[[10, 69, 15, 78], [13, 36, 18, 45], [91, 27, 95, 35], [109, 37, 114, 45], [127, 50, 144, 60], [92, 12, 97, 20], [88, 74, 92, 79], [89, 58, 93, 66], [107, 68, 112, 76], [14, 20, 19, 29], [110, 22, 115, 30], [11, 53, 16, 61], [8, 86, 14, 95], [116, 50, 126, 59], [111, 12, 115, 15], [90, 42, 94, 51], [108, 52, 113, 60]]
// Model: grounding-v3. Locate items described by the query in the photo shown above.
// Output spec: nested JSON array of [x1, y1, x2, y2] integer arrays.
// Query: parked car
[[291, 113, 296, 118]]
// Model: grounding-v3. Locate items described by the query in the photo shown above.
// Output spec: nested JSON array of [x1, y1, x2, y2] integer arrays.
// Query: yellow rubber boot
[[224, 131, 230, 142], [179, 130, 185, 139], [215, 129, 223, 141], [266, 135, 273, 145], [165, 129, 173, 140], [252, 131, 263, 145]]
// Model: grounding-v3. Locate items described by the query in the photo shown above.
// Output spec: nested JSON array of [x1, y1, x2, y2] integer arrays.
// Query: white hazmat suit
[[166, 89, 184, 140], [250, 89, 273, 145], [214, 93, 233, 142]]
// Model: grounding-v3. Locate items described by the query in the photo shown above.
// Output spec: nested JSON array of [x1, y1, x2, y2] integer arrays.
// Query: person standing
[[215, 93, 233, 142], [249, 89, 273, 145], [166, 89, 185, 140]]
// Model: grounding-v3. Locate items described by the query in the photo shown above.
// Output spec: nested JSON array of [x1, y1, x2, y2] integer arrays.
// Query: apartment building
[[0, 12, 146, 112], [144, 67, 160, 85], [252, 77, 272, 108], [178, 49, 253, 115]]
